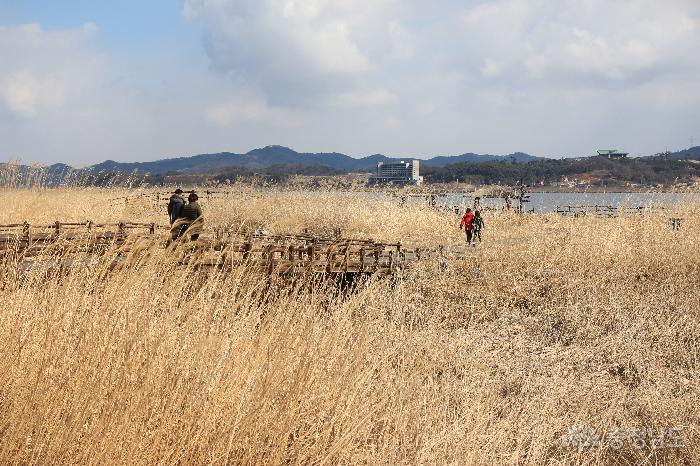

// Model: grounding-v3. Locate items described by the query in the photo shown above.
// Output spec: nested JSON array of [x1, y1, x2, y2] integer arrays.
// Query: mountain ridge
[[87, 145, 542, 175], [5, 146, 700, 186]]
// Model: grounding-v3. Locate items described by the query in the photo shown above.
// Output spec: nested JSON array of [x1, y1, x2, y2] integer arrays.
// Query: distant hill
[[0, 162, 76, 187], [6, 145, 700, 188], [421, 151, 538, 166], [655, 146, 700, 161], [424, 148, 700, 186], [88, 145, 542, 175]]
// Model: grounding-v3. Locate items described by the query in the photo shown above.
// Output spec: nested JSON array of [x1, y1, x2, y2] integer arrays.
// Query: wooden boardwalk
[[178, 235, 421, 275], [0, 221, 428, 276], [555, 205, 660, 217], [0, 221, 165, 257]]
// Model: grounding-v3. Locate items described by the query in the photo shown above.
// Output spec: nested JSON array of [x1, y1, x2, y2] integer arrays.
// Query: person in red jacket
[[460, 208, 475, 245]]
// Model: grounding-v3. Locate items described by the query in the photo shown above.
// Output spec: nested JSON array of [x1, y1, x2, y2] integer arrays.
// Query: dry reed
[[0, 187, 699, 465]]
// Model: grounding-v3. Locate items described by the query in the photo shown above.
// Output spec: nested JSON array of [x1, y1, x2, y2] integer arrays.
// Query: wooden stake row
[[178, 239, 417, 275], [1, 220, 424, 275], [555, 205, 660, 216]]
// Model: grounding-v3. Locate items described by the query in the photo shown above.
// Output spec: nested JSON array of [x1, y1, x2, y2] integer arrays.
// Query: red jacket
[[460, 211, 475, 231]]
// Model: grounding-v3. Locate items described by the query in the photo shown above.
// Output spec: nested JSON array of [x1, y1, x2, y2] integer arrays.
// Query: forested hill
[[5, 146, 700, 187], [422, 150, 700, 186], [88, 145, 541, 174], [664, 146, 700, 161]]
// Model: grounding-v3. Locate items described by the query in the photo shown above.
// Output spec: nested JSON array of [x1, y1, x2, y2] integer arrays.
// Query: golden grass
[[1, 187, 699, 465]]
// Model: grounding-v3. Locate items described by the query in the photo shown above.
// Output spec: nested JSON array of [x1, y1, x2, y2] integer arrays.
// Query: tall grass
[[0, 188, 699, 464]]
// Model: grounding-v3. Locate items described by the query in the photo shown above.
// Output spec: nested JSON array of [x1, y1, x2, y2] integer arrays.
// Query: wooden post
[[306, 245, 313, 268], [118, 222, 126, 238], [54, 221, 61, 238], [309, 239, 317, 267], [87, 220, 93, 234], [23, 221, 31, 245], [326, 246, 334, 274], [342, 240, 351, 272], [266, 244, 275, 273], [243, 241, 252, 261], [149, 222, 155, 235]]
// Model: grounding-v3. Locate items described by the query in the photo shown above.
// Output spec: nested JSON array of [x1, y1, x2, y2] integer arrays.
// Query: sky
[[1, 0, 700, 167]]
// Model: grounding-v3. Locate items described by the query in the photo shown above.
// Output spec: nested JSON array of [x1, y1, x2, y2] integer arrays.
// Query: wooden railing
[[185, 234, 413, 275], [554, 205, 660, 216], [1, 220, 428, 275], [0, 221, 168, 255]]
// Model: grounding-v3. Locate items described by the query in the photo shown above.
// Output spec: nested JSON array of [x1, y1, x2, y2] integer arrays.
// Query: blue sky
[[2, 1, 192, 49], [1, 0, 700, 166]]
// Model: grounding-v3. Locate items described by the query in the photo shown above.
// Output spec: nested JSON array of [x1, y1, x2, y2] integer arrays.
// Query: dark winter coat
[[179, 201, 203, 221], [167, 194, 185, 224]]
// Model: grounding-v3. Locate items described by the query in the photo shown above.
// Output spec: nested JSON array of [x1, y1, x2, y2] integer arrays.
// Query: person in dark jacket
[[473, 196, 481, 212], [176, 192, 203, 241], [472, 210, 485, 243], [167, 189, 185, 225]]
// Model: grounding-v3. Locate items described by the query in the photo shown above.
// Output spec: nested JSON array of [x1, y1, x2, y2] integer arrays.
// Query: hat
[[174, 189, 184, 194]]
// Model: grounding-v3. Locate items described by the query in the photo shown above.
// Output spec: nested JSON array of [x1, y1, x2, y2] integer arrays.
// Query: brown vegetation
[[1, 188, 699, 464]]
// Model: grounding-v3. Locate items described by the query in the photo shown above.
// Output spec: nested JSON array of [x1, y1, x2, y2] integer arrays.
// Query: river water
[[431, 192, 700, 214]]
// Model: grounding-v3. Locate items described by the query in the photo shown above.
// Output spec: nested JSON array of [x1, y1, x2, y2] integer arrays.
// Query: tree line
[[17, 155, 697, 188], [421, 156, 700, 186]]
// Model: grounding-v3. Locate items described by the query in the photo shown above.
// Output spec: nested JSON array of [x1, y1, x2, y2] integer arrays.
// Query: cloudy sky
[[1, 0, 699, 166]]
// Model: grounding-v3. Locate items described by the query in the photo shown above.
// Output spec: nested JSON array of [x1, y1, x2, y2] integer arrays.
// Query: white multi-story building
[[597, 149, 629, 159], [368, 160, 423, 185]]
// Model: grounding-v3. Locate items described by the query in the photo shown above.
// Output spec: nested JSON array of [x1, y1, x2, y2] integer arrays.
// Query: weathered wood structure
[[0, 221, 425, 276], [182, 234, 419, 275], [555, 205, 658, 217], [0, 221, 165, 256]]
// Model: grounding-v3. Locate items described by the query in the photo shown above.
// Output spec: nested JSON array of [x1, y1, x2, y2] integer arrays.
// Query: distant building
[[597, 149, 629, 159], [368, 160, 423, 185]]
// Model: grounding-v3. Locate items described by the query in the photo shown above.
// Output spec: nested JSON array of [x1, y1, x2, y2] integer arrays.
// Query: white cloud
[[205, 92, 301, 127], [388, 20, 414, 59], [3, 1, 700, 166], [329, 88, 397, 108], [185, 0, 700, 106], [182, 0, 411, 105], [0, 23, 104, 118], [480, 58, 504, 78], [0, 22, 210, 166], [1, 71, 55, 117], [459, 0, 700, 86]]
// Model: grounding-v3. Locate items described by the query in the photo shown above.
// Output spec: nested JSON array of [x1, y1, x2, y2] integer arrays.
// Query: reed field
[[1, 187, 699, 465]]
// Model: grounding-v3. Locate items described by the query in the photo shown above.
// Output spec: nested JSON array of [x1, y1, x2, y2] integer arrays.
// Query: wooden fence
[[0, 221, 168, 257], [110, 190, 239, 207], [0, 221, 426, 276], [181, 234, 418, 275], [555, 205, 660, 217]]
